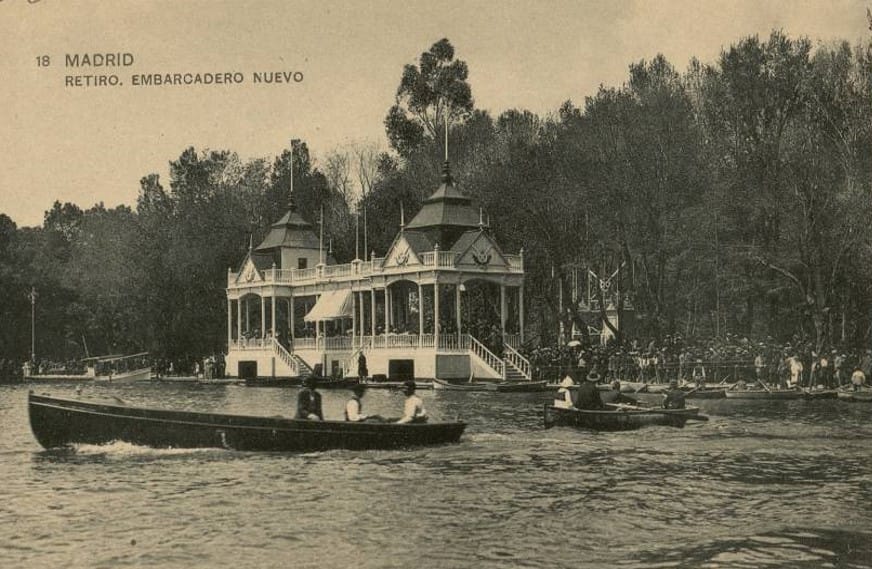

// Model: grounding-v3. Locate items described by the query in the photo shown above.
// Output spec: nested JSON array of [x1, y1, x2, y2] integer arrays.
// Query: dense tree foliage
[[2, 31, 871, 368]]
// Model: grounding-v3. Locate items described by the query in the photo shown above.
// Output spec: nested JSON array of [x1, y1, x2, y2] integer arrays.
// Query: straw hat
[[559, 376, 575, 388]]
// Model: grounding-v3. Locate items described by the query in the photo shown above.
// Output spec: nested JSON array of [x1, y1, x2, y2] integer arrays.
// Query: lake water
[[1, 381, 871, 568]]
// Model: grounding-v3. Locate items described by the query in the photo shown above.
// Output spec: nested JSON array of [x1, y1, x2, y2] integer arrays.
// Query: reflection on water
[[1, 382, 871, 568]]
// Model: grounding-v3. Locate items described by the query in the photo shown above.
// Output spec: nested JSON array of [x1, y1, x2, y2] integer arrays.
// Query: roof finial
[[400, 202, 405, 232], [478, 207, 484, 231], [248, 234, 253, 251], [441, 118, 452, 184]]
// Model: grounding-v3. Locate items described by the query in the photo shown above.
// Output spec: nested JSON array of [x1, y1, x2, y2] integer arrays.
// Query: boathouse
[[225, 160, 528, 381]]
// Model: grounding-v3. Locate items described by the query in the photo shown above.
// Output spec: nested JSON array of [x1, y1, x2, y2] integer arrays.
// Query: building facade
[[225, 162, 529, 381]]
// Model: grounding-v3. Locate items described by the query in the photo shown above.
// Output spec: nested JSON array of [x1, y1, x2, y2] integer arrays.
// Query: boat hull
[[724, 389, 804, 400], [543, 404, 703, 431], [433, 378, 497, 391], [243, 377, 358, 389], [91, 368, 152, 383], [837, 391, 872, 402], [495, 381, 550, 393], [28, 392, 466, 452]]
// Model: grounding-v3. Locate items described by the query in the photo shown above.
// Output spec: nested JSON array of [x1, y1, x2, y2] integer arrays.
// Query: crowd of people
[[524, 333, 872, 390]]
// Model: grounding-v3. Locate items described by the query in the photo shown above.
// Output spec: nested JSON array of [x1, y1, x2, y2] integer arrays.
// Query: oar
[[757, 380, 772, 393], [684, 414, 710, 422]]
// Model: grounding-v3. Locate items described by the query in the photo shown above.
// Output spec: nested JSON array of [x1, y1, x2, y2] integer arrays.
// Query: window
[[298, 258, 308, 270]]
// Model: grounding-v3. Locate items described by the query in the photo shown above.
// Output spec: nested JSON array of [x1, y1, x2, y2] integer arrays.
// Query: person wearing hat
[[396, 380, 427, 424], [554, 375, 575, 408], [575, 371, 604, 410], [296, 375, 323, 420], [345, 384, 369, 422], [662, 379, 686, 409]]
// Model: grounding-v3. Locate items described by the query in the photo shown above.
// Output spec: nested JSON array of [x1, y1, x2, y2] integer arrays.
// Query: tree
[[385, 38, 474, 157]]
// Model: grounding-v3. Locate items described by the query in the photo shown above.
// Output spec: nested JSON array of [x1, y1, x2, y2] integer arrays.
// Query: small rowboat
[[837, 391, 872, 402], [495, 381, 550, 393], [28, 392, 466, 452], [724, 389, 805, 400], [433, 378, 497, 391], [244, 377, 358, 389], [543, 404, 707, 431]]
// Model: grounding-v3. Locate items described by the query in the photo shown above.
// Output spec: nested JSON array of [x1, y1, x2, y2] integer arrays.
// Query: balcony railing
[[229, 248, 523, 287]]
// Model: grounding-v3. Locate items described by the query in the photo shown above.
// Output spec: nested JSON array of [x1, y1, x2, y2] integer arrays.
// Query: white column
[[237, 298, 242, 342], [455, 283, 462, 337], [289, 297, 295, 343], [271, 292, 276, 339], [370, 290, 376, 338], [351, 291, 357, 347], [245, 297, 250, 333], [386, 286, 392, 331], [519, 284, 525, 344], [418, 282, 424, 338], [260, 293, 266, 340], [359, 291, 365, 336], [500, 284, 507, 339], [434, 282, 440, 346], [227, 298, 232, 346]]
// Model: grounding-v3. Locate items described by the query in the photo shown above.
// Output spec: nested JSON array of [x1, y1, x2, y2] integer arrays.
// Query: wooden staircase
[[502, 343, 532, 381], [271, 339, 314, 376]]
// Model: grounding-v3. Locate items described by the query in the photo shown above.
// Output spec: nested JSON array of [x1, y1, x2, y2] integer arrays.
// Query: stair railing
[[503, 343, 532, 380], [469, 335, 505, 379]]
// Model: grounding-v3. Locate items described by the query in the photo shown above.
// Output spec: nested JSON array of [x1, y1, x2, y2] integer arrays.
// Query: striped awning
[[303, 290, 353, 322]]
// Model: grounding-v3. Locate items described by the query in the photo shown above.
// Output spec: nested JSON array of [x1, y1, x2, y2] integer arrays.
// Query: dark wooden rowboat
[[543, 404, 706, 431], [244, 377, 359, 389], [837, 391, 872, 402], [28, 392, 466, 452], [432, 378, 497, 391], [495, 380, 550, 393], [724, 389, 805, 400]]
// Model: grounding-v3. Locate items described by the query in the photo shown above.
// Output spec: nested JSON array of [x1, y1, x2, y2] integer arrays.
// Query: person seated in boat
[[296, 375, 323, 420], [345, 384, 369, 422], [692, 359, 706, 389], [396, 380, 427, 423], [554, 375, 575, 408], [851, 367, 866, 392], [605, 380, 639, 406], [575, 372, 605, 410], [662, 380, 687, 409]]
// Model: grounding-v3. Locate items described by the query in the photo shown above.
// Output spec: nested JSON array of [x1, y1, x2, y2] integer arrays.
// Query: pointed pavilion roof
[[255, 205, 320, 252], [405, 162, 480, 232]]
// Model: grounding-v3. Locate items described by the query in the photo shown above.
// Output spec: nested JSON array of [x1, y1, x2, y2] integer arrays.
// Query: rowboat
[[724, 389, 805, 400], [27, 392, 466, 452], [433, 378, 497, 391], [359, 380, 434, 390], [543, 404, 706, 431], [837, 391, 872, 402], [495, 381, 550, 393], [244, 377, 358, 389]]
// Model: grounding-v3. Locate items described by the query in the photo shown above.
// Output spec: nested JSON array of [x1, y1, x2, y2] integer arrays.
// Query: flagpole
[[29, 287, 37, 362]]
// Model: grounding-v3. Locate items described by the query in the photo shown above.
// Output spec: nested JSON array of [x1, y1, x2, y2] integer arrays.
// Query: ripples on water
[[1, 382, 871, 568]]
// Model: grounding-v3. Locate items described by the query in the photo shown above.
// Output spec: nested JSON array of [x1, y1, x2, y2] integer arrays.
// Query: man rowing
[[396, 380, 428, 423]]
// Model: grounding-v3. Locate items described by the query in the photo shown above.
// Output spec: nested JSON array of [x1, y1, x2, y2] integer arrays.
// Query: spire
[[441, 117, 453, 184]]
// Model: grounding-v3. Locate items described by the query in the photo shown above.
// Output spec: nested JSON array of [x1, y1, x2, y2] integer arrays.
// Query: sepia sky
[[0, 0, 868, 227]]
